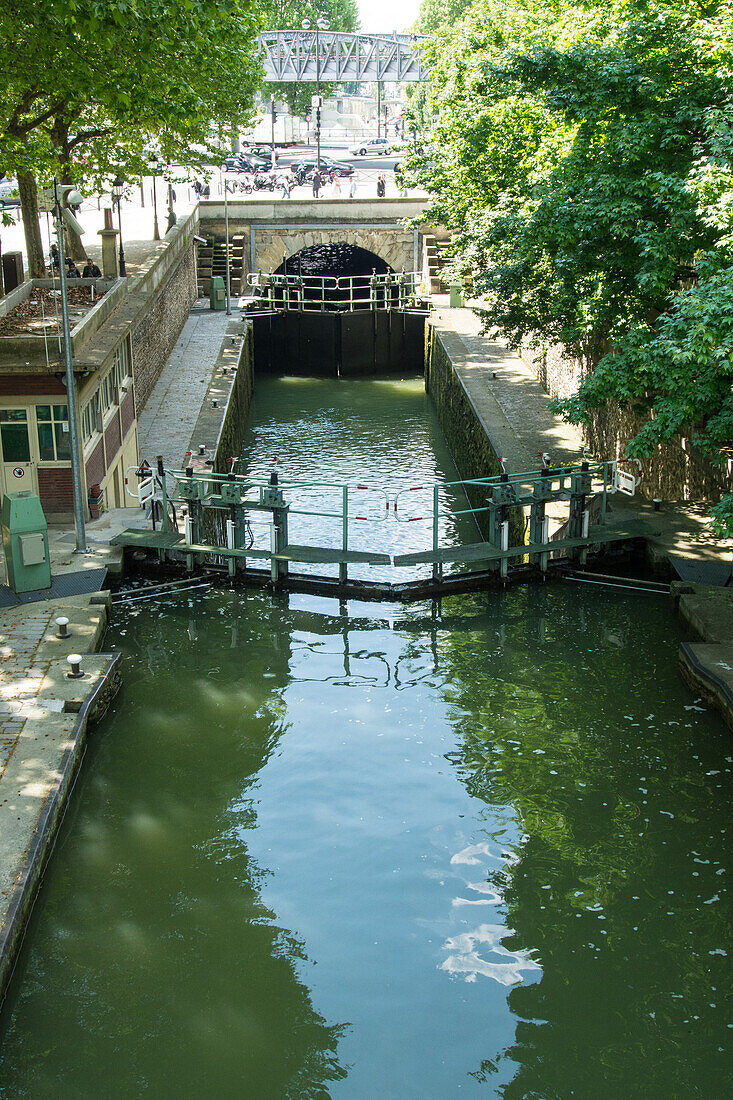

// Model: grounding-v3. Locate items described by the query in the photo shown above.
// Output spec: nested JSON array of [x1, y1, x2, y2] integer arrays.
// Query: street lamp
[[301, 15, 330, 175], [147, 153, 161, 241], [111, 174, 126, 276]]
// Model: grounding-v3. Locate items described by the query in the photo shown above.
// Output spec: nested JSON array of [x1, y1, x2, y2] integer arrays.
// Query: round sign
[[12, 467, 25, 479]]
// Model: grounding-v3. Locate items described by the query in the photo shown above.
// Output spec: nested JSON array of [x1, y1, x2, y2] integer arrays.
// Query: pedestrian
[[280, 177, 290, 199], [166, 207, 177, 230], [312, 170, 321, 198], [67, 262, 81, 278], [332, 174, 341, 197], [349, 177, 357, 199], [82, 259, 101, 278], [377, 174, 385, 198], [193, 179, 202, 196], [202, 182, 210, 199], [50, 243, 60, 269]]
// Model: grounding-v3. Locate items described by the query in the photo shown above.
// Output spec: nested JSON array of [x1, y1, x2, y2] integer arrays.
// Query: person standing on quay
[[349, 177, 357, 199], [312, 170, 322, 198]]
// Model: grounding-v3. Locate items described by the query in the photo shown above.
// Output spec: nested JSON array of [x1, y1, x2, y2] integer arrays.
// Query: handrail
[[246, 270, 421, 312]]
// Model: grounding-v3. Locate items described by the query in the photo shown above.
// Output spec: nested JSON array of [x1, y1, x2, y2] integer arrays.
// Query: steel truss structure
[[258, 31, 429, 83]]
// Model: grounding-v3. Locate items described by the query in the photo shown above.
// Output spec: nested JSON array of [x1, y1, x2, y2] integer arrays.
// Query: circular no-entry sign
[[12, 467, 25, 479]]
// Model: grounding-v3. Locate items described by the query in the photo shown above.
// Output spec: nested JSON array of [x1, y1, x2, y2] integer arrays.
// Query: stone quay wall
[[425, 327, 523, 543], [520, 342, 733, 502]]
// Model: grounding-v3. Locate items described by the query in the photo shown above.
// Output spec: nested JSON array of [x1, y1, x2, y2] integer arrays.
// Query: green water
[[1, 379, 733, 1098], [235, 374, 480, 580]]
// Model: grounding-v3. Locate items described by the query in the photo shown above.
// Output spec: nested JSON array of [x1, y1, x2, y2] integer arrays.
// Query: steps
[[422, 232, 451, 294], [197, 234, 246, 297]]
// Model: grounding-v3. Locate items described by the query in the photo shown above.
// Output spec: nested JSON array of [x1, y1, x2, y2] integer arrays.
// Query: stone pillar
[[98, 228, 119, 279]]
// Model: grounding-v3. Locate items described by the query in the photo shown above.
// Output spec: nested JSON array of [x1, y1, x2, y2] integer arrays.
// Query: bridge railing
[[246, 271, 421, 312]]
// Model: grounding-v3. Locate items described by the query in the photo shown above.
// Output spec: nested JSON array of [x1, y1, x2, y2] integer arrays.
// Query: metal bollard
[[55, 616, 70, 639], [66, 653, 84, 679]]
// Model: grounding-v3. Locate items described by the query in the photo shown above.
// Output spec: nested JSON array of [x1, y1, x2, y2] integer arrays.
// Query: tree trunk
[[17, 172, 45, 277]]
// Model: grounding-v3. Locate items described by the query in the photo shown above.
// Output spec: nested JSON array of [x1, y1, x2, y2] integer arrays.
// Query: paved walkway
[[431, 301, 584, 472], [136, 302, 238, 469]]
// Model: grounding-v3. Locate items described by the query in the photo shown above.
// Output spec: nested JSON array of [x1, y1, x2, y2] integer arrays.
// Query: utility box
[[449, 283, 463, 308], [2, 252, 24, 295], [210, 276, 226, 311], [1, 491, 52, 593]]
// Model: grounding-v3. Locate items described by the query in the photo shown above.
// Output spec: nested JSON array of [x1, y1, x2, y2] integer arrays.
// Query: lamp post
[[53, 180, 87, 553], [111, 175, 126, 276], [148, 155, 160, 241], [302, 15, 330, 176], [223, 177, 232, 316]]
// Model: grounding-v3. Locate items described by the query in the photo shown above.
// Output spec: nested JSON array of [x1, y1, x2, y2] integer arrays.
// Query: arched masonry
[[197, 197, 437, 290]]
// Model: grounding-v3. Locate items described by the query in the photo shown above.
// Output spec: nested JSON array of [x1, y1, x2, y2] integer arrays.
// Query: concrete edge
[[0, 652, 122, 1007], [678, 642, 733, 731]]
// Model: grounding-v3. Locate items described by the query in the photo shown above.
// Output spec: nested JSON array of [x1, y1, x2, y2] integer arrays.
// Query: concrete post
[[98, 227, 119, 279]]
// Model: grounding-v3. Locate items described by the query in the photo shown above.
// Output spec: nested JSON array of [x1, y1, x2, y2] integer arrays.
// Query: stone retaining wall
[[131, 245, 197, 414], [426, 327, 523, 542], [520, 342, 732, 502]]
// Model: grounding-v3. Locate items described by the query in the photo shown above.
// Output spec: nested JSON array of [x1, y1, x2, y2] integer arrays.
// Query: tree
[[411, 0, 733, 526], [0, 0, 264, 271]]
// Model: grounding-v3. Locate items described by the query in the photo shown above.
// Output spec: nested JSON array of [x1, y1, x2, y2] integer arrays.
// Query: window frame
[[35, 402, 71, 464]]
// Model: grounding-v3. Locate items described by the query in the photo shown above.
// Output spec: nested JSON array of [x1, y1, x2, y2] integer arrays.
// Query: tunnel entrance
[[273, 243, 394, 311], [252, 242, 425, 376]]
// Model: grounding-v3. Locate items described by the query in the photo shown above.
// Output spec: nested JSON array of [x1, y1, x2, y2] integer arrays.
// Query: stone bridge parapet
[[198, 197, 431, 277]]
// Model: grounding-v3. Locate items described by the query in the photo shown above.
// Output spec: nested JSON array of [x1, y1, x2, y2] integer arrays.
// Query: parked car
[[244, 145, 275, 159], [349, 137, 392, 156], [0, 180, 20, 209], [221, 153, 270, 174], [289, 155, 354, 177]]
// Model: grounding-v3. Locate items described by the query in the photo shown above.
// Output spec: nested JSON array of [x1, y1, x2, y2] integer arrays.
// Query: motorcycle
[[253, 172, 275, 192]]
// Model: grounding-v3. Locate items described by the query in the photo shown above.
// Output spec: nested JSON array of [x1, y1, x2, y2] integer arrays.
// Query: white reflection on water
[[440, 924, 542, 986]]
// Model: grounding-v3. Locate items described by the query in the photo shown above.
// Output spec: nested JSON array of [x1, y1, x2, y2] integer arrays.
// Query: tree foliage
[[0, 0, 264, 268], [412, 0, 733, 529]]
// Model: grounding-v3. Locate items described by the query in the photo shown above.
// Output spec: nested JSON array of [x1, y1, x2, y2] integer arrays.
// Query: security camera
[[193, 235, 207, 244], [62, 207, 85, 236]]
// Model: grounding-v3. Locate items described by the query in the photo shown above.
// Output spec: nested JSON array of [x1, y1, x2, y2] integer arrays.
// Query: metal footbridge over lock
[[112, 458, 657, 599], [258, 31, 429, 83]]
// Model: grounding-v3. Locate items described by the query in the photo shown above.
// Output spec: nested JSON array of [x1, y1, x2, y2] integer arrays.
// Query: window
[[100, 370, 116, 416], [81, 393, 101, 443], [113, 340, 131, 390], [36, 404, 71, 461], [0, 408, 30, 462]]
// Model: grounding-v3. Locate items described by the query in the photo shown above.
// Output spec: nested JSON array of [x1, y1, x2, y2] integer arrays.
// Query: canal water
[[236, 374, 480, 581], [1, 379, 733, 1098]]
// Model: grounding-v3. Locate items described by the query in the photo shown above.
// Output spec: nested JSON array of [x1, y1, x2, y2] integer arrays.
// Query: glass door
[[0, 408, 38, 497]]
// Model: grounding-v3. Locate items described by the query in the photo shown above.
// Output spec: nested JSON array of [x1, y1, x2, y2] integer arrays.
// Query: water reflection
[[0, 594, 349, 1097]]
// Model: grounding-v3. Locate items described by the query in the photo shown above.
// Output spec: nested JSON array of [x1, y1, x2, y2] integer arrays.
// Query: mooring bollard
[[66, 653, 84, 679], [55, 616, 70, 639]]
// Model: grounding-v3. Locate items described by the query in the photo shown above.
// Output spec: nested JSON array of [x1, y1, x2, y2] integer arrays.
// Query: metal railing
[[246, 270, 421, 312]]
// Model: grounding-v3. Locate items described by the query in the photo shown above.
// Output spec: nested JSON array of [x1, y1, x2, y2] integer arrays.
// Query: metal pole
[[271, 96, 276, 171], [377, 81, 382, 138], [152, 169, 160, 240], [224, 179, 231, 316], [340, 485, 348, 586], [316, 25, 321, 176], [54, 180, 87, 553], [116, 197, 126, 276]]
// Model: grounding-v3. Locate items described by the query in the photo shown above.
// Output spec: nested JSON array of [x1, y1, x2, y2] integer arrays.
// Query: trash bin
[[449, 282, 463, 308], [210, 276, 227, 311], [1, 491, 51, 593]]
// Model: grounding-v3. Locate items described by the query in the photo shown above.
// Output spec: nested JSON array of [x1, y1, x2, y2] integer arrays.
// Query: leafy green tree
[[0, 0, 263, 271], [413, 0, 733, 526]]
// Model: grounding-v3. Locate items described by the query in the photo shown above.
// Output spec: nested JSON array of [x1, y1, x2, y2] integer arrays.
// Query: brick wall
[[104, 412, 121, 463], [0, 376, 66, 396], [131, 245, 197, 414], [85, 436, 105, 489], [38, 468, 73, 514], [520, 341, 732, 502]]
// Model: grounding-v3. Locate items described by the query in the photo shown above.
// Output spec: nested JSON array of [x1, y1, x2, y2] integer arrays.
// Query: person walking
[[312, 170, 322, 198], [202, 181, 210, 199], [376, 174, 385, 198], [332, 174, 341, 198], [349, 177, 357, 199]]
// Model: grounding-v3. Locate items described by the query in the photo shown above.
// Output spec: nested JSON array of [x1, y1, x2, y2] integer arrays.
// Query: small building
[[0, 216, 198, 519]]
